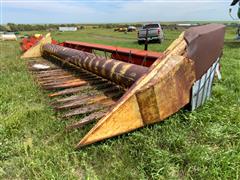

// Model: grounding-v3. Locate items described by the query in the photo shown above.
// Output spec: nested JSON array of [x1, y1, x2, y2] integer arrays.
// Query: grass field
[[0, 27, 240, 179]]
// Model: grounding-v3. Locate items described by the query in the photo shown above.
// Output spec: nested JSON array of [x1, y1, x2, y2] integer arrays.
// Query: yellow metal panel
[[77, 95, 144, 148]]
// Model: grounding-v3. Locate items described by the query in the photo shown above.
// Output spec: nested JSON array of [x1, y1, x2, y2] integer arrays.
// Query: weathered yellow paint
[[110, 61, 122, 79], [164, 32, 184, 55], [94, 60, 100, 74], [101, 59, 112, 77], [136, 87, 160, 124], [77, 95, 144, 147], [24, 32, 196, 148], [87, 56, 95, 72], [82, 56, 89, 69], [153, 56, 195, 119], [117, 63, 132, 81], [76, 36, 196, 148]]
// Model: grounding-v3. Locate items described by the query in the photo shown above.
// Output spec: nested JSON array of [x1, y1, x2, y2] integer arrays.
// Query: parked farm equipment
[[20, 34, 58, 52], [21, 24, 225, 149], [114, 27, 127, 32]]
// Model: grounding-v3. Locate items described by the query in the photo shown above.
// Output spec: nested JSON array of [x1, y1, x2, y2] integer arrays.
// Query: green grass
[[0, 27, 240, 179]]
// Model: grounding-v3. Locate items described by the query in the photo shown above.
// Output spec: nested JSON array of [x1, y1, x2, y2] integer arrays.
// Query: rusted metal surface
[[63, 99, 115, 118], [55, 91, 123, 110], [24, 24, 225, 148], [48, 83, 111, 97], [27, 57, 124, 133], [65, 111, 107, 130], [42, 44, 148, 88], [184, 24, 225, 80]]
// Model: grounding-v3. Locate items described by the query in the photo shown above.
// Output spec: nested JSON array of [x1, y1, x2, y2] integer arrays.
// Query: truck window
[[143, 24, 159, 29]]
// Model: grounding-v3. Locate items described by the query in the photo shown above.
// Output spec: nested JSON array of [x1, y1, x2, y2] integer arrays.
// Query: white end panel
[[191, 58, 220, 111]]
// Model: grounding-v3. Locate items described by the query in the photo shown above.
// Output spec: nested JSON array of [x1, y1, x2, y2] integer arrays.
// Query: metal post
[[144, 29, 149, 51]]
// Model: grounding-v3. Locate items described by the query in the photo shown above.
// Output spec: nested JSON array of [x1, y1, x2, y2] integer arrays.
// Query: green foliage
[[2, 23, 75, 32], [0, 27, 239, 179]]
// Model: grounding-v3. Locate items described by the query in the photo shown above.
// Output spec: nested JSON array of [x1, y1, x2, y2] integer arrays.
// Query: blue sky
[[0, 0, 239, 24]]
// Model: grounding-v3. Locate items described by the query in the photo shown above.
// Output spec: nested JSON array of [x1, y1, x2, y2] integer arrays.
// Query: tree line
[[1, 22, 236, 32], [0, 23, 83, 32], [0, 23, 144, 32]]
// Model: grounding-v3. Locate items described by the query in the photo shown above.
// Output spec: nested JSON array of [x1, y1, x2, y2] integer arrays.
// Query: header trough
[[22, 24, 225, 148]]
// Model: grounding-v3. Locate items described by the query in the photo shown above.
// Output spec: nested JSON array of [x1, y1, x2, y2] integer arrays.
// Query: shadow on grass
[[224, 41, 240, 48]]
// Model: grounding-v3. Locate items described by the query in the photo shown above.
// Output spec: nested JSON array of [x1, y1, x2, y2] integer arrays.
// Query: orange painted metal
[[63, 41, 165, 67], [21, 35, 58, 52]]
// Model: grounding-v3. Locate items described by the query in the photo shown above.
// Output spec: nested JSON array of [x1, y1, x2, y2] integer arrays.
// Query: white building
[[59, 27, 77, 32], [177, 24, 198, 27]]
